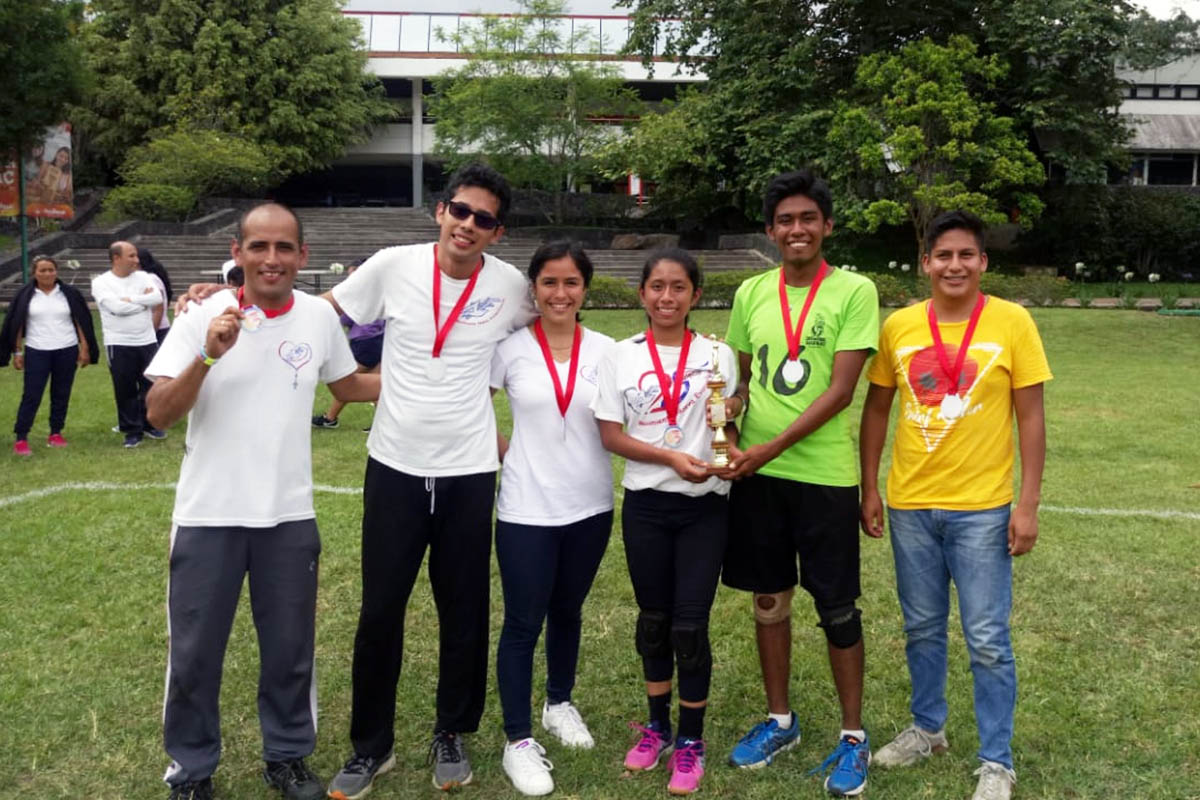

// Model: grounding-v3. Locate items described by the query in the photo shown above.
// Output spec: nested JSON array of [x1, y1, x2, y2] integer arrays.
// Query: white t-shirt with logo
[[591, 331, 738, 498], [146, 290, 357, 527], [332, 243, 537, 477], [491, 325, 615, 526]]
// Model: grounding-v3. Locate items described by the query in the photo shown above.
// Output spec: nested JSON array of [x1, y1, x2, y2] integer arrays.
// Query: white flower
[[849, 265, 858, 271], [66, 259, 80, 270], [901, 263, 911, 272], [1084, 271, 1092, 279], [1124, 271, 1134, 282], [1149, 273, 1161, 283], [329, 262, 345, 275], [841, 264, 850, 270], [888, 260, 898, 269], [1074, 262, 1085, 274]]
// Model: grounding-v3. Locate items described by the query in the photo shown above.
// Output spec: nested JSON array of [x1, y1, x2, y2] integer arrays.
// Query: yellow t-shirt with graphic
[[866, 297, 1052, 510]]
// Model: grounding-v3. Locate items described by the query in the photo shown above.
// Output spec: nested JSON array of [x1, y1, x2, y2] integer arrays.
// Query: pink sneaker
[[624, 722, 672, 771], [47, 433, 67, 447], [667, 738, 705, 795], [13, 440, 32, 456]]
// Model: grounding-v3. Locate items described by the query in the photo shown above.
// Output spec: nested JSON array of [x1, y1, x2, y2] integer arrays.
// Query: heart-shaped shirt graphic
[[278, 341, 313, 371]]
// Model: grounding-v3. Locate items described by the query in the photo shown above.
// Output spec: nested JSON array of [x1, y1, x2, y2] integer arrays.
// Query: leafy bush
[[119, 130, 282, 197], [700, 269, 769, 307], [102, 183, 196, 222], [865, 272, 918, 306], [584, 275, 639, 308], [980, 273, 1072, 305]]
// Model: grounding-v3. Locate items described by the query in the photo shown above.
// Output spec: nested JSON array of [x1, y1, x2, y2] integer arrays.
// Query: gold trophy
[[706, 335, 730, 468]]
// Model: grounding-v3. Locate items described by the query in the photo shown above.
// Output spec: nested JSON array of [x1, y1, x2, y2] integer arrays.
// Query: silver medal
[[241, 305, 265, 332], [663, 425, 684, 449], [426, 357, 447, 382], [940, 393, 965, 421], [782, 358, 805, 384]]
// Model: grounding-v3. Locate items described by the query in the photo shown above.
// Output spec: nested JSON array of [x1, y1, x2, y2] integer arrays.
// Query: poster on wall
[[0, 123, 75, 220]]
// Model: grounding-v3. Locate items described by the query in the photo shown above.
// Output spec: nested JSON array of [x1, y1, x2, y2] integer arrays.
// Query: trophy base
[[710, 450, 729, 469]]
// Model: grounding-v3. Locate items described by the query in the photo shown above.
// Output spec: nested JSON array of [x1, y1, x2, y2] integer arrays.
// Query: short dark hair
[[640, 247, 702, 290], [235, 202, 304, 246], [226, 266, 245, 287], [763, 169, 833, 224], [444, 163, 512, 224], [528, 240, 594, 287], [925, 210, 986, 254]]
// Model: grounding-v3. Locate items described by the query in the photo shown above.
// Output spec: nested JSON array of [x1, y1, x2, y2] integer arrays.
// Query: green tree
[[428, 0, 641, 206], [74, 0, 394, 177], [0, 0, 88, 157], [826, 36, 1045, 262]]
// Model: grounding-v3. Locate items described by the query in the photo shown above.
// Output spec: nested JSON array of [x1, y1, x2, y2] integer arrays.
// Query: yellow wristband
[[199, 348, 218, 366]]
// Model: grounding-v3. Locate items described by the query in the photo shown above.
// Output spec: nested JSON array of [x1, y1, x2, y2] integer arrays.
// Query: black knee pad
[[817, 605, 862, 649], [636, 610, 672, 659], [670, 624, 711, 673]]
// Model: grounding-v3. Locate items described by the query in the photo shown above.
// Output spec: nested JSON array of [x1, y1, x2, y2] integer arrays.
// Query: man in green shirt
[[722, 169, 879, 797]]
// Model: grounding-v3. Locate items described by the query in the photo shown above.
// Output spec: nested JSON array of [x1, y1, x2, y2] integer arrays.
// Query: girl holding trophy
[[590, 248, 739, 795]]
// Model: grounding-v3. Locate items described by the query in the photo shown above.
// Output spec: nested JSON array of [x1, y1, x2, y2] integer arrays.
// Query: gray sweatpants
[[162, 519, 321, 785]]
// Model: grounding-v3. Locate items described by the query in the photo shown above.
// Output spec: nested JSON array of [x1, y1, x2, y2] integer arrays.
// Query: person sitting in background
[[0, 255, 99, 455]]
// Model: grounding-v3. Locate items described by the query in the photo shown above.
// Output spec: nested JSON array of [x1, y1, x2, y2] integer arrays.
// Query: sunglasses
[[445, 200, 502, 231]]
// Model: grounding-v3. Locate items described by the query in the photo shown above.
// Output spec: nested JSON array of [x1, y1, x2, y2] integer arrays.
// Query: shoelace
[[973, 762, 1016, 799], [428, 732, 464, 766], [673, 741, 703, 774], [341, 753, 379, 776], [513, 741, 555, 771], [552, 704, 588, 734], [628, 721, 668, 752], [894, 726, 934, 757], [739, 720, 776, 747], [808, 737, 865, 777], [271, 759, 316, 786]]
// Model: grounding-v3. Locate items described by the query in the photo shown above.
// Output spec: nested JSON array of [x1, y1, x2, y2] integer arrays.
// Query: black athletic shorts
[[722, 473, 860, 609], [350, 334, 384, 369]]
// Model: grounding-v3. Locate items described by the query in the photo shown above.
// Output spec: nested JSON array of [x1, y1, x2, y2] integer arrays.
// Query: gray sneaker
[[327, 751, 394, 800], [972, 761, 1016, 800], [873, 725, 949, 768], [428, 731, 473, 790]]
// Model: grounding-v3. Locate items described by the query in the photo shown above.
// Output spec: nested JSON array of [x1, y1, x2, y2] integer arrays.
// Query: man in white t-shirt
[[91, 241, 165, 447], [145, 204, 379, 800], [325, 164, 537, 798]]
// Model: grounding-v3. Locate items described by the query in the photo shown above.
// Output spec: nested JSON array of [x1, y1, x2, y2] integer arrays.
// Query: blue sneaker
[[729, 713, 801, 768], [810, 733, 870, 796]]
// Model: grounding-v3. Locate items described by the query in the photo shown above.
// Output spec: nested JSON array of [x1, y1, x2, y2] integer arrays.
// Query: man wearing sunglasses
[[326, 164, 537, 798]]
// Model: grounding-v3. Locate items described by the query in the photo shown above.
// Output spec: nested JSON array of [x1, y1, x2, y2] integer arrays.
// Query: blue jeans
[[887, 506, 1015, 769]]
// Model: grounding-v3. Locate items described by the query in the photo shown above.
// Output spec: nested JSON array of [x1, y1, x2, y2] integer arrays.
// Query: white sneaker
[[542, 701, 595, 749], [972, 761, 1016, 800], [502, 738, 554, 796], [874, 724, 949, 768]]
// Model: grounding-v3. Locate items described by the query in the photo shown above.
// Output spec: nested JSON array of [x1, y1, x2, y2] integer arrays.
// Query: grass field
[[1, 309, 1198, 800]]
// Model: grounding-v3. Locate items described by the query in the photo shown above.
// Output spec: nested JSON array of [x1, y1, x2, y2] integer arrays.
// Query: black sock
[[648, 691, 672, 734], [677, 703, 706, 741]]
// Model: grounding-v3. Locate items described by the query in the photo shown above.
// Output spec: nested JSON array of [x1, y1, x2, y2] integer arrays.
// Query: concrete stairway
[[19, 207, 771, 303]]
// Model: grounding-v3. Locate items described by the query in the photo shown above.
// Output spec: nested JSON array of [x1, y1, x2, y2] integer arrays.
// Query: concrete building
[[1118, 56, 1200, 185]]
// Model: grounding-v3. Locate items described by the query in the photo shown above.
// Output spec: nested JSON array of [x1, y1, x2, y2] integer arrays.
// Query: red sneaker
[[47, 433, 68, 447], [13, 440, 32, 456]]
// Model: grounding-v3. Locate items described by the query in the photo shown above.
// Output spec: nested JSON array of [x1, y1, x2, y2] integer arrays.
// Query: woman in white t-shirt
[[590, 248, 738, 796], [490, 241, 615, 797]]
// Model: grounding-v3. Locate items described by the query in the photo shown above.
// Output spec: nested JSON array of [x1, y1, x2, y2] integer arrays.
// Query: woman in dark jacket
[[0, 255, 99, 454]]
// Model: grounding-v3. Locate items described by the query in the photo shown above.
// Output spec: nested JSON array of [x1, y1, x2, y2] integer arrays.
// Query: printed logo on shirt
[[459, 296, 506, 325], [623, 366, 705, 420], [897, 341, 1002, 452], [804, 312, 827, 348], [278, 340, 313, 389], [580, 363, 599, 385]]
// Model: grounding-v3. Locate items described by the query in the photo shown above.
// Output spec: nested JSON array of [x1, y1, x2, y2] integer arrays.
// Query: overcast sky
[[347, 0, 1200, 17]]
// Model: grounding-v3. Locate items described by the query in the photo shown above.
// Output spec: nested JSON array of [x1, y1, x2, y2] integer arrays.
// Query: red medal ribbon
[[533, 319, 582, 418], [431, 244, 483, 359], [645, 327, 692, 427], [927, 293, 987, 397], [237, 286, 293, 317], [779, 261, 829, 360]]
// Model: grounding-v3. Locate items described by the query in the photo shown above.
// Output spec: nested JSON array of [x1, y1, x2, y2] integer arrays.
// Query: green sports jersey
[[725, 266, 879, 486]]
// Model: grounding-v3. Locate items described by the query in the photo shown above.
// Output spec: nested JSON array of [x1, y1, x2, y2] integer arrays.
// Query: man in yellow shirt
[[859, 211, 1051, 800]]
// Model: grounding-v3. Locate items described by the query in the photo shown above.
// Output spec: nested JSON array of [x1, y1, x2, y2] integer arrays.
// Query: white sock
[[841, 728, 867, 741], [769, 711, 794, 728]]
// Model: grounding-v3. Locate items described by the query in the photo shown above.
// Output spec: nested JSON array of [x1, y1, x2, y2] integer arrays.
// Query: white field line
[[0, 482, 1196, 522]]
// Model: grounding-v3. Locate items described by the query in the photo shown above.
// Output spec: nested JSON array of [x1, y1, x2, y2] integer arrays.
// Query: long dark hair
[[138, 248, 173, 301]]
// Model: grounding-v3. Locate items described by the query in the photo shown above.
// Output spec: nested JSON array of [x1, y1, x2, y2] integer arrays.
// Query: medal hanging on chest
[[533, 319, 581, 440], [778, 262, 828, 382], [428, 245, 482, 382], [927, 294, 986, 422], [645, 328, 692, 449]]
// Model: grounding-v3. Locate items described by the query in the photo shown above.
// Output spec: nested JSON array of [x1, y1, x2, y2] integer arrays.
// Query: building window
[[1136, 86, 1155, 98], [1131, 153, 1198, 186], [1182, 87, 1199, 99]]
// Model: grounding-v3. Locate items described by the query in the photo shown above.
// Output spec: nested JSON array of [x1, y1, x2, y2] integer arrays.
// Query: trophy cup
[[706, 335, 730, 468]]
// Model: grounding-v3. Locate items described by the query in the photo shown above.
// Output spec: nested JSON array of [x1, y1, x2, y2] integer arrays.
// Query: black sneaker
[[123, 434, 143, 449], [428, 731, 473, 790], [146, 427, 168, 440], [168, 778, 214, 800], [328, 751, 395, 800], [311, 414, 339, 429], [263, 758, 323, 800]]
